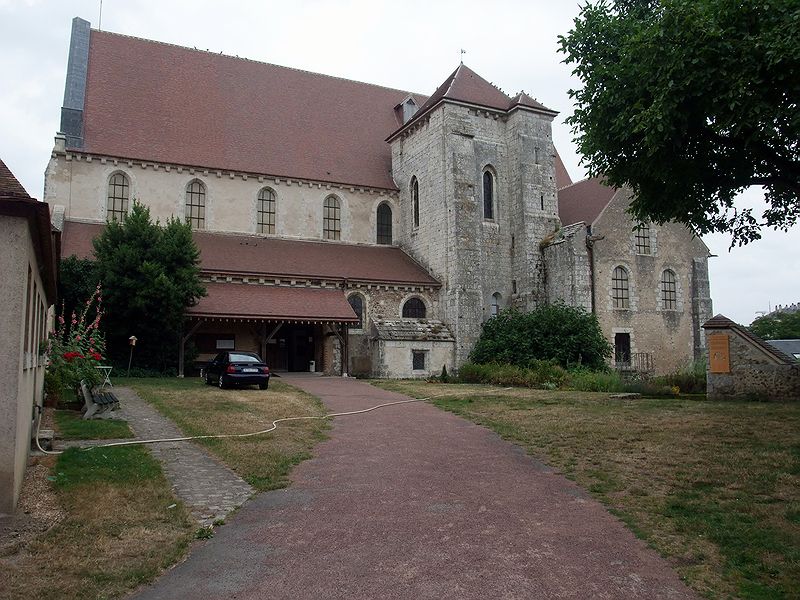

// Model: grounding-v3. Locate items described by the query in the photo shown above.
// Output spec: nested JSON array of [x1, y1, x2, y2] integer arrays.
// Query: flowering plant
[[45, 284, 107, 395]]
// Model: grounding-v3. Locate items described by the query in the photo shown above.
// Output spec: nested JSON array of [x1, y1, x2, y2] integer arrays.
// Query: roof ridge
[[90, 28, 426, 98], [443, 63, 463, 98]]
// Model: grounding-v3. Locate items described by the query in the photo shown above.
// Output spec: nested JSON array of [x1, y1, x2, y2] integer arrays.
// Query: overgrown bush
[[458, 361, 567, 388], [567, 367, 625, 392], [470, 303, 611, 369], [652, 359, 707, 394]]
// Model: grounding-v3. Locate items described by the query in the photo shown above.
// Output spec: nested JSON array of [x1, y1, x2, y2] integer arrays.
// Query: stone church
[[47, 17, 712, 378]]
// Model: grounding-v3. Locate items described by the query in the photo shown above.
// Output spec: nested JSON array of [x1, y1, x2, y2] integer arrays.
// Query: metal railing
[[615, 352, 655, 374]]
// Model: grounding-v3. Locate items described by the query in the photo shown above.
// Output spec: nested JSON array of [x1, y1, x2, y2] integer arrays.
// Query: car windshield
[[229, 353, 260, 363]]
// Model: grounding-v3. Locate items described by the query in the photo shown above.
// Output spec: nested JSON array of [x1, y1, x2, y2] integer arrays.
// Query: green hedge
[[458, 361, 567, 389]]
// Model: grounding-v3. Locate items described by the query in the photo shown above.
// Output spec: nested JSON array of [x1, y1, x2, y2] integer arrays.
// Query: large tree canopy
[[93, 202, 205, 370], [750, 310, 800, 340], [558, 0, 799, 244]]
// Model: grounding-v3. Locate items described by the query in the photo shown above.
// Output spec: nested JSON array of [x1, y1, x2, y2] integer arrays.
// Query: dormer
[[394, 96, 419, 125]]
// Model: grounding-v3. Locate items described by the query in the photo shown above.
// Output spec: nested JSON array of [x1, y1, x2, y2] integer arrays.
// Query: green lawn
[[373, 380, 800, 600], [54, 409, 134, 440], [1, 447, 193, 600], [120, 377, 329, 491]]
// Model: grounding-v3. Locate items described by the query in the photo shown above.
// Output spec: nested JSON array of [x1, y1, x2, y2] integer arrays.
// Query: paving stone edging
[[58, 387, 253, 526]]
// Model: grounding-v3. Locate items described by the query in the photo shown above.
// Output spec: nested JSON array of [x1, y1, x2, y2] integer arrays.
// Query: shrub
[[567, 367, 625, 392], [457, 361, 567, 389], [470, 303, 611, 369], [652, 359, 707, 394]]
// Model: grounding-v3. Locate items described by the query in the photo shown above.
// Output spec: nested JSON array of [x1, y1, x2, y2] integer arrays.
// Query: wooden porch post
[[178, 319, 204, 378]]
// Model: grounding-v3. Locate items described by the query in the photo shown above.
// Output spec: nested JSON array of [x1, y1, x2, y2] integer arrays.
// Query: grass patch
[[372, 380, 800, 599], [1, 446, 193, 600], [53, 409, 134, 440], [119, 377, 329, 491]]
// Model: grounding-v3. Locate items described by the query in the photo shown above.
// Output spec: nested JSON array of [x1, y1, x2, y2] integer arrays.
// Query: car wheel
[[259, 381, 269, 390], [218, 375, 226, 389]]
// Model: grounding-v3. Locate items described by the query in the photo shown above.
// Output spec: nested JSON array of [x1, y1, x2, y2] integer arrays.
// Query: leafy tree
[[750, 311, 800, 340], [93, 202, 205, 370], [558, 0, 800, 245], [470, 303, 612, 369]]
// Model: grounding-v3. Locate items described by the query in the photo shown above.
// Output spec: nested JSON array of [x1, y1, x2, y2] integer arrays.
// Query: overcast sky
[[1, 0, 797, 325]]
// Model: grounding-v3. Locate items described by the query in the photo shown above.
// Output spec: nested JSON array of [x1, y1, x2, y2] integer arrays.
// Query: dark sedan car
[[205, 351, 270, 390]]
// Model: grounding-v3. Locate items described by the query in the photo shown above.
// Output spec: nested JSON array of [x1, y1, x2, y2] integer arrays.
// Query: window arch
[[257, 187, 276, 234], [402, 297, 426, 318], [490, 292, 501, 317], [348, 294, 364, 329], [611, 266, 630, 309], [483, 170, 495, 220], [635, 223, 651, 254], [323, 195, 341, 240], [185, 180, 206, 229], [411, 176, 419, 228], [661, 269, 677, 310], [376, 202, 392, 245], [106, 172, 130, 221]]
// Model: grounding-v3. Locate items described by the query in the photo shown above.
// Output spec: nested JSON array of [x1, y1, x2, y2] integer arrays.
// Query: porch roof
[[187, 282, 359, 323]]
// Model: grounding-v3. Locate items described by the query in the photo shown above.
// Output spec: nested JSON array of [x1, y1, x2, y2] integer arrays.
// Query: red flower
[[62, 351, 84, 362], [90, 351, 103, 361]]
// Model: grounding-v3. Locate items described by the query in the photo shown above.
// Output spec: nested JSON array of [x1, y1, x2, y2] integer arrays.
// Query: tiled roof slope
[[766, 340, 800, 361], [79, 30, 427, 190], [703, 314, 798, 365], [0, 158, 32, 198], [187, 282, 359, 322], [557, 177, 617, 226], [61, 220, 440, 286], [372, 319, 455, 341]]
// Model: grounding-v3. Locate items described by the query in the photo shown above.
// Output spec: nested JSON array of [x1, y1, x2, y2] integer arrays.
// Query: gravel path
[[58, 387, 253, 525], [132, 375, 696, 600]]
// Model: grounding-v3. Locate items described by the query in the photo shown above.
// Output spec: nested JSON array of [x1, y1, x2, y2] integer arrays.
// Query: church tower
[[388, 65, 562, 365]]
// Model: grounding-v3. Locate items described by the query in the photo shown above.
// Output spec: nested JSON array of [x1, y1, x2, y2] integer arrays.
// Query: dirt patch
[[0, 456, 64, 558]]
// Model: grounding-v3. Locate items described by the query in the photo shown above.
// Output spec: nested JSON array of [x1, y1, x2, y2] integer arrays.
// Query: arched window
[[411, 176, 419, 228], [376, 203, 392, 245], [490, 292, 501, 317], [185, 180, 206, 229], [348, 294, 364, 329], [257, 187, 276, 234], [612, 266, 630, 309], [483, 170, 495, 220], [661, 269, 677, 310], [323, 195, 341, 240], [106, 172, 130, 221], [402, 297, 426, 318], [635, 223, 651, 254]]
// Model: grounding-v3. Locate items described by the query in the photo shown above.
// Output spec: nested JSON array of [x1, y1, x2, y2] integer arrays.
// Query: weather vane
[[460, 49, 466, 63]]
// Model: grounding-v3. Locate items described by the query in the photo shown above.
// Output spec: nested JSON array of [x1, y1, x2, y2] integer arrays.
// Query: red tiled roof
[[187, 282, 359, 322], [391, 64, 557, 138], [0, 158, 32, 199], [79, 30, 426, 190], [554, 152, 572, 189], [557, 177, 617, 226], [507, 91, 552, 113], [61, 220, 440, 286]]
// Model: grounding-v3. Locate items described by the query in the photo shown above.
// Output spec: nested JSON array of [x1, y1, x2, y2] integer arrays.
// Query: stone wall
[[591, 188, 711, 375], [705, 327, 800, 401], [371, 340, 455, 379], [390, 103, 559, 366], [44, 141, 399, 246], [543, 222, 592, 311]]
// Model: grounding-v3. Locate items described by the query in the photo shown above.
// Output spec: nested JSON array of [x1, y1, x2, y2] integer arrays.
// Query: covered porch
[[179, 283, 359, 377]]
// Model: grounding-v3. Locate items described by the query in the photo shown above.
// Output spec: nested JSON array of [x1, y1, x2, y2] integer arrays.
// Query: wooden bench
[[80, 380, 121, 419]]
